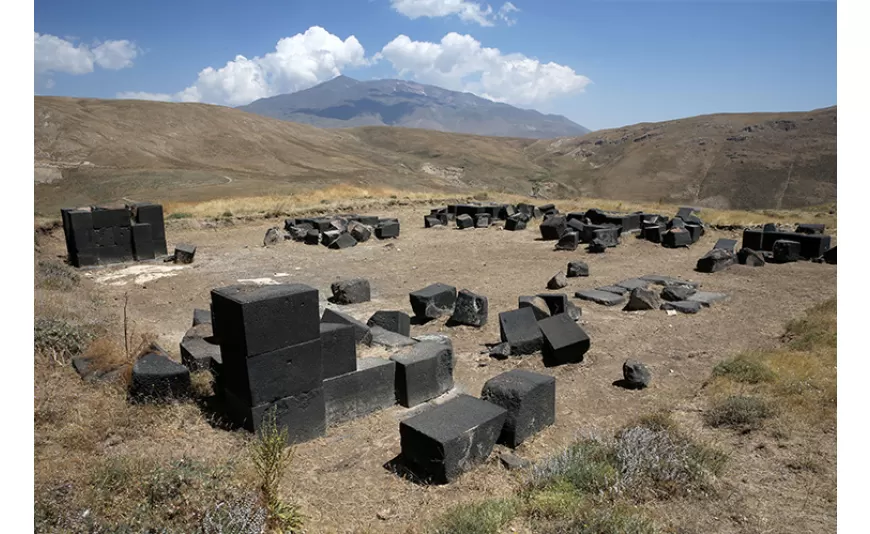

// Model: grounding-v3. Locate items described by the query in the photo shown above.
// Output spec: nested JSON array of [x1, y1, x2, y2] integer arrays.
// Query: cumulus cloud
[[117, 26, 367, 107], [377, 32, 590, 105], [390, 0, 519, 26], [34, 32, 139, 75]]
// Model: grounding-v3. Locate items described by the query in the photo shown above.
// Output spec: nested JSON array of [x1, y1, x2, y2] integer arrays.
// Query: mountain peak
[[238, 78, 590, 139]]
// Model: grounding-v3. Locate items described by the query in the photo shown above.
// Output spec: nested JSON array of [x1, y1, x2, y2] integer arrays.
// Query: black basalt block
[[424, 216, 443, 228], [741, 229, 831, 259], [662, 228, 693, 248], [773, 239, 802, 263], [450, 289, 488, 327], [304, 229, 321, 245], [505, 217, 527, 231], [221, 339, 322, 406], [193, 308, 212, 326], [399, 394, 507, 484], [223, 387, 326, 443], [592, 227, 619, 247], [554, 231, 579, 251], [695, 248, 736, 273], [321, 308, 373, 345], [134, 203, 165, 240], [376, 221, 400, 239], [328, 232, 358, 249], [498, 307, 543, 355], [174, 243, 197, 264], [367, 310, 412, 337], [540, 215, 567, 240], [796, 223, 825, 235], [211, 283, 320, 357], [409, 283, 457, 320], [481, 369, 556, 448], [390, 341, 454, 407], [324, 358, 396, 425], [92, 207, 131, 229], [131, 223, 155, 261], [455, 214, 474, 229], [536, 293, 569, 316], [320, 323, 357, 380], [714, 238, 738, 252], [685, 224, 703, 243], [537, 313, 591, 366], [130, 351, 191, 403], [330, 278, 370, 304], [824, 246, 836, 265], [737, 247, 766, 266]]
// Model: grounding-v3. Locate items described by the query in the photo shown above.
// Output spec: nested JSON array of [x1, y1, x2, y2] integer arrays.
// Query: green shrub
[[705, 395, 773, 431], [431, 499, 518, 534], [34, 318, 93, 361], [167, 212, 193, 220], [713, 355, 775, 384], [251, 410, 303, 533]]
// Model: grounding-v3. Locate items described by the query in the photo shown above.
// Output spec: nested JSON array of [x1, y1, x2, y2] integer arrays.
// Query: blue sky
[[33, 0, 836, 131]]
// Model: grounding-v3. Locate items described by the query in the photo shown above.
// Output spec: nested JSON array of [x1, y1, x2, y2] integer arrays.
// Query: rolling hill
[[237, 76, 590, 139], [34, 96, 836, 214]]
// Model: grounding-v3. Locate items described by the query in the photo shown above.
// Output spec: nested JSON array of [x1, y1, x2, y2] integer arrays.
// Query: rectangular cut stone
[[320, 323, 357, 379], [498, 307, 544, 355], [574, 289, 626, 306], [538, 313, 591, 366], [409, 283, 457, 319], [321, 308, 373, 345], [481, 369, 556, 447], [221, 339, 322, 406], [223, 387, 326, 444], [390, 341, 454, 407], [323, 358, 396, 425]]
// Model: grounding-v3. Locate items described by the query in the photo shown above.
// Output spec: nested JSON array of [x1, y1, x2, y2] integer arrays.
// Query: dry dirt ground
[[36, 204, 837, 533]]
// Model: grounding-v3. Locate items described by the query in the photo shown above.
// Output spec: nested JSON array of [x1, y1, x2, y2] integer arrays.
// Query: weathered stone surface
[[456, 214, 474, 229], [660, 285, 697, 302], [193, 308, 211, 326], [474, 214, 491, 228], [323, 358, 396, 425], [540, 215, 567, 240], [367, 310, 411, 337], [390, 341, 454, 407], [623, 287, 661, 311], [499, 452, 530, 470], [742, 229, 832, 259], [375, 221, 400, 239], [597, 285, 629, 295], [223, 387, 326, 443], [321, 308, 373, 345], [399, 394, 507, 484], [616, 278, 650, 291], [685, 224, 703, 243], [412, 334, 453, 346], [662, 228, 692, 248], [320, 323, 357, 380], [499, 307, 544, 355], [621, 360, 651, 389], [547, 271, 568, 290], [370, 326, 418, 348], [575, 289, 626, 306], [565, 301, 582, 321], [639, 274, 701, 289], [320, 230, 341, 247], [180, 324, 221, 372], [481, 369, 556, 447], [518, 296, 551, 320], [263, 227, 282, 246], [330, 278, 371, 304], [504, 217, 527, 231], [687, 292, 729, 307], [642, 224, 665, 244], [737, 248, 766, 267], [762, 223, 778, 232], [554, 231, 579, 251], [696, 248, 736, 273], [174, 243, 197, 264], [489, 342, 511, 359], [450, 289, 489, 327], [328, 233, 358, 250], [304, 229, 320, 245], [772, 240, 801, 263], [587, 239, 607, 253], [348, 221, 373, 242], [538, 313, 591, 366], [661, 301, 703, 314], [566, 261, 589, 278], [130, 351, 191, 403], [409, 283, 457, 319], [714, 238, 738, 252]]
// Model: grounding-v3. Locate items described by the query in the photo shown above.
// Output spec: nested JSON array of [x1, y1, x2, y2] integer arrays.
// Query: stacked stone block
[[61, 202, 167, 267]]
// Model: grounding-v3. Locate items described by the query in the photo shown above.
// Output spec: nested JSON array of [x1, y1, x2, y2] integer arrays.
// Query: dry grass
[[703, 297, 837, 431]]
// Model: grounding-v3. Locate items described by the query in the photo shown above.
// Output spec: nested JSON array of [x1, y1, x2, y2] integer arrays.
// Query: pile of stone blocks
[[61, 202, 167, 267], [741, 224, 833, 264], [398, 369, 555, 484], [281, 214, 399, 250], [495, 298, 590, 365], [424, 202, 559, 231], [638, 207, 705, 248], [574, 274, 727, 315]]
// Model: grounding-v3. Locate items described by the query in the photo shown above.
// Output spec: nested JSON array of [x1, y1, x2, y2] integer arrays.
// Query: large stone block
[[450, 289, 488, 327], [536, 293, 569, 316], [424, 216, 443, 228], [695, 248, 736, 273], [737, 248, 765, 266], [320, 323, 357, 380], [540, 215, 567, 240], [772, 240, 801, 263], [662, 228, 693, 248], [221, 339, 322, 406], [714, 238, 738, 252], [131, 223, 155, 261], [223, 387, 326, 444], [321, 308, 373, 345], [661, 301, 703, 314], [370, 326, 418, 348], [554, 231, 579, 251], [519, 296, 550, 320], [92, 207, 131, 229], [130, 351, 191, 403], [390, 341, 454, 407], [399, 394, 507, 484], [592, 227, 619, 247], [504, 217, 527, 231], [538, 313, 591, 366], [375, 221, 401, 239], [796, 223, 825, 235], [409, 283, 457, 320], [133, 203, 165, 240], [211, 283, 320, 357], [367, 310, 411, 337], [328, 233, 358, 250], [741, 229, 831, 259], [330, 278, 371, 304], [498, 307, 544, 355], [180, 324, 221, 371], [643, 224, 664, 243], [481, 369, 556, 448], [623, 287, 661, 311], [323, 358, 396, 425], [566, 261, 589, 277], [455, 214, 474, 229], [824, 246, 836, 265]]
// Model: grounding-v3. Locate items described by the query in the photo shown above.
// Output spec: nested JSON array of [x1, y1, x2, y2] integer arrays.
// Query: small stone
[[377, 510, 392, 521], [621, 360, 651, 389], [499, 452, 530, 470], [263, 227, 282, 246], [489, 342, 511, 360], [565, 301, 582, 321], [661, 285, 697, 302], [623, 287, 661, 311], [547, 271, 568, 290], [566, 261, 589, 277], [696, 248, 735, 273], [587, 239, 607, 253], [174, 243, 196, 264]]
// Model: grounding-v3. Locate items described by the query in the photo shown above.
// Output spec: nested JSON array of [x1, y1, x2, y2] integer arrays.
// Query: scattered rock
[[499, 452, 531, 470], [450, 289, 489, 327], [566, 261, 589, 277], [695, 248, 735, 273], [330, 278, 371, 305], [263, 227, 282, 246], [737, 248, 765, 267], [129, 350, 191, 403], [621, 360, 651, 389], [575, 289, 626, 306], [623, 287, 661, 311], [661, 285, 697, 302], [547, 272, 568, 290], [173, 243, 197, 264], [349, 222, 373, 242], [489, 342, 511, 360]]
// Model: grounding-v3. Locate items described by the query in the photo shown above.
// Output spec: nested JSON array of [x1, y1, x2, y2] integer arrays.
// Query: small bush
[[167, 212, 193, 220], [431, 499, 518, 534], [527, 439, 619, 496], [712, 356, 775, 384], [783, 298, 836, 351], [36, 259, 80, 291], [221, 211, 233, 218], [705, 395, 773, 431], [34, 318, 94, 362], [251, 410, 303, 533], [538, 505, 659, 534]]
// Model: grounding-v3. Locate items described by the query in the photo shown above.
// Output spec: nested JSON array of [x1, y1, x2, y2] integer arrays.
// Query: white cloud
[[34, 32, 139, 75], [119, 26, 367, 107], [116, 91, 174, 102], [390, 0, 519, 26], [377, 32, 590, 106]]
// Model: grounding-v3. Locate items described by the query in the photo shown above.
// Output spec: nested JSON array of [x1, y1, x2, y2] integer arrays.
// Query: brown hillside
[[34, 97, 835, 213]]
